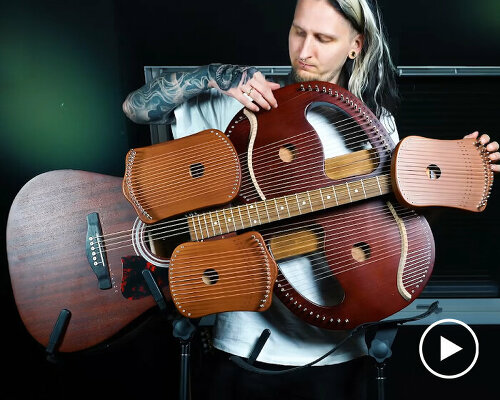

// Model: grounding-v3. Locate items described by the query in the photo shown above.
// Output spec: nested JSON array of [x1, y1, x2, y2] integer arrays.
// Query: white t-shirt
[[171, 88, 399, 366]]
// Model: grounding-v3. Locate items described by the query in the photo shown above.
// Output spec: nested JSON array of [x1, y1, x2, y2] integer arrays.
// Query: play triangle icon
[[440, 336, 462, 361]]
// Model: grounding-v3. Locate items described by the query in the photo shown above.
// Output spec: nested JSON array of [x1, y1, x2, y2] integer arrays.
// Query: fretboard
[[188, 174, 391, 240]]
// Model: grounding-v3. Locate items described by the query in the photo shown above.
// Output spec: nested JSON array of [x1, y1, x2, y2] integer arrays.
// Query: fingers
[[478, 134, 491, 145], [463, 131, 479, 139], [486, 141, 499, 153], [485, 139, 500, 174], [489, 151, 500, 161], [464, 132, 499, 152], [241, 72, 280, 110], [269, 82, 281, 90], [233, 89, 260, 112], [464, 132, 499, 173]]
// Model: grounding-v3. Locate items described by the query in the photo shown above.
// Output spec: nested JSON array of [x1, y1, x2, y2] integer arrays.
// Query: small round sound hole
[[190, 162, 205, 178], [351, 242, 371, 262], [279, 144, 296, 163], [426, 164, 441, 180], [202, 268, 219, 285]]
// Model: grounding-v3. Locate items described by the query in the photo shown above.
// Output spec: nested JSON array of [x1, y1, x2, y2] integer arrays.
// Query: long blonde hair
[[331, 0, 399, 117]]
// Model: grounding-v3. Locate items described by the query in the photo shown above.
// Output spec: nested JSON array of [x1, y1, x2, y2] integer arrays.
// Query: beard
[[290, 65, 340, 84]]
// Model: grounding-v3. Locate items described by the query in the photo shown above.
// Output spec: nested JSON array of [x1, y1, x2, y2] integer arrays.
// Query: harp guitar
[[6, 83, 493, 352]]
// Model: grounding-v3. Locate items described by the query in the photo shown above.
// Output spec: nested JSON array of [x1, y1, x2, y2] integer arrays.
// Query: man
[[123, 1, 499, 398]]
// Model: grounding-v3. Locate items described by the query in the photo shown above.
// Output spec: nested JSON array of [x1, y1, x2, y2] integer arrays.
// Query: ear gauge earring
[[349, 50, 357, 59]]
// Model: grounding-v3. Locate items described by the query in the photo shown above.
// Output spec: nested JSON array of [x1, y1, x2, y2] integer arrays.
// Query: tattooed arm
[[122, 63, 280, 124]]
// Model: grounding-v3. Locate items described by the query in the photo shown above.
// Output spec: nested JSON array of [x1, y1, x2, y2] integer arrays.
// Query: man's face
[[289, 0, 362, 84]]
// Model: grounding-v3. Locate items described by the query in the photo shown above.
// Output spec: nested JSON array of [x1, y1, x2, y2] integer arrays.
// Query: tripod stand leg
[[142, 269, 196, 400], [376, 362, 386, 400], [179, 342, 191, 400]]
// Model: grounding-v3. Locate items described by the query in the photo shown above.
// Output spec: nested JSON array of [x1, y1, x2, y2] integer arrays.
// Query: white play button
[[419, 318, 479, 379], [440, 336, 462, 361]]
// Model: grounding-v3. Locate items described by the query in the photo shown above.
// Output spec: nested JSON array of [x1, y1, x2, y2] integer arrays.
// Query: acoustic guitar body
[[6, 170, 164, 352]]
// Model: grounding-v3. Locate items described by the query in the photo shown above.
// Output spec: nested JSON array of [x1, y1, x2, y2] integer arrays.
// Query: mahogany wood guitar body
[[6, 171, 160, 352], [6, 170, 277, 352]]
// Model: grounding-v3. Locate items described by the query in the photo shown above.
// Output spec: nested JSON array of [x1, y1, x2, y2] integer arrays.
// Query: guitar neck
[[187, 173, 391, 240]]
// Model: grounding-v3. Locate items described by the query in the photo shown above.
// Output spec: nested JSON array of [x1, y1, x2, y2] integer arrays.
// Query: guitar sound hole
[[279, 144, 296, 163], [190, 162, 205, 178], [202, 268, 219, 285], [351, 242, 371, 262], [426, 164, 441, 180], [145, 219, 192, 258]]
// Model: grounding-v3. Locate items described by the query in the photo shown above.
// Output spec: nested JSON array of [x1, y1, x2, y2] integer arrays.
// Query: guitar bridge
[[86, 212, 112, 289]]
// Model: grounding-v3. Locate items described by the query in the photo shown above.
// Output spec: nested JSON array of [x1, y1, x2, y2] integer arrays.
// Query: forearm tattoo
[[208, 64, 258, 91], [122, 64, 258, 124]]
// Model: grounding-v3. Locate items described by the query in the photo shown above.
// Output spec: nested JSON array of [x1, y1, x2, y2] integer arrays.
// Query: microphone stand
[[142, 269, 197, 400]]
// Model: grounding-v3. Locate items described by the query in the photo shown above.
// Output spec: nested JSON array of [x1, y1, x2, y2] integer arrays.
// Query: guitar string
[[98, 186, 397, 250], [97, 200, 397, 252], [94, 122, 488, 250], [168, 208, 412, 267], [99, 203, 416, 284], [165, 212, 425, 287]]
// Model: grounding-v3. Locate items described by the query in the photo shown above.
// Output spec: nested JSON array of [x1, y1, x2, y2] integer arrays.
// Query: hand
[[208, 64, 280, 112], [464, 131, 500, 173]]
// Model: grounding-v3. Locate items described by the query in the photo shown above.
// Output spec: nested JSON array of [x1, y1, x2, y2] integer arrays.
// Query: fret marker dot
[[250, 205, 254, 208], [253, 220, 257, 223], [302, 201, 306, 205], [280, 206, 284, 210], [327, 195, 331, 199], [214, 222, 218, 225], [228, 218, 231, 222], [354, 189, 358, 193]]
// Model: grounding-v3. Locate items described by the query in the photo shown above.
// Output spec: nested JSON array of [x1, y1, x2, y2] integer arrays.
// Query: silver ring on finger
[[242, 87, 254, 102]]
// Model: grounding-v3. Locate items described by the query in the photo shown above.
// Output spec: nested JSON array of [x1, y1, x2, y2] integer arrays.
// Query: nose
[[298, 35, 314, 61]]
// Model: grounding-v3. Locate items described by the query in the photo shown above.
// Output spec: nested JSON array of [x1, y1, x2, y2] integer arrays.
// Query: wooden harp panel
[[169, 231, 277, 318], [392, 137, 494, 212], [123, 129, 241, 223]]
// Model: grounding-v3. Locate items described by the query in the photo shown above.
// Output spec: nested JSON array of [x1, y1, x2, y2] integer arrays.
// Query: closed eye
[[316, 34, 334, 43]]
